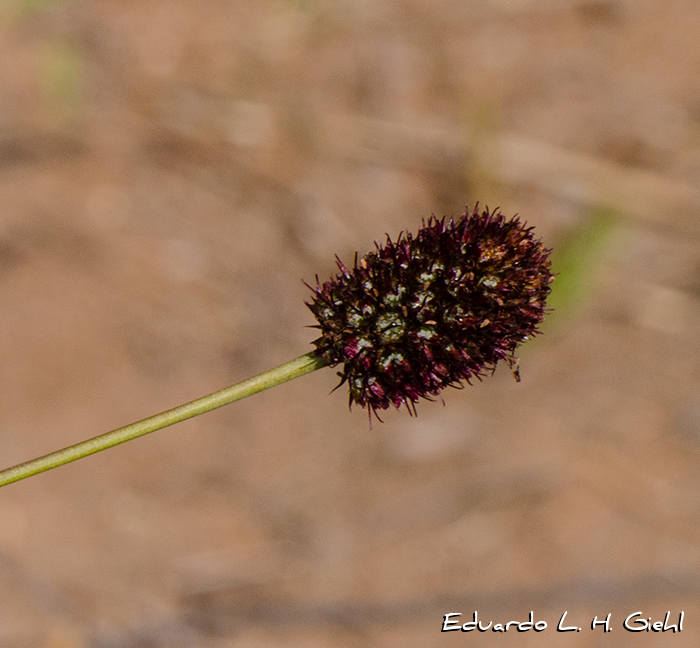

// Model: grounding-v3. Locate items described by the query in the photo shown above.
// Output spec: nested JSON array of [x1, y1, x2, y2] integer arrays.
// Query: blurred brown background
[[1, 0, 700, 646]]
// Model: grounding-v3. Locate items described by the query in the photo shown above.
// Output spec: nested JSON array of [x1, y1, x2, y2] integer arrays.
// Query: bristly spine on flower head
[[306, 204, 554, 421]]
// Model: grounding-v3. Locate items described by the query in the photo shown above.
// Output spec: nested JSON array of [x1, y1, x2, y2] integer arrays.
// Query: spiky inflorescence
[[306, 205, 553, 419]]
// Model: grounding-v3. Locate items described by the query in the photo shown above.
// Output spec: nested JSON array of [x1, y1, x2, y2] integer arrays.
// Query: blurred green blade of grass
[[40, 37, 83, 119], [545, 206, 620, 324], [1, 0, 66, 17]]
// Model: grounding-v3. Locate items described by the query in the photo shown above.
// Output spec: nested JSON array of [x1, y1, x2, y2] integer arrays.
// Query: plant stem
[[0, 352, 327, 488]]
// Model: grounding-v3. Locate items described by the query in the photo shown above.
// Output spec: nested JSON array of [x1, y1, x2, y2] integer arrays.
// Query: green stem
[[0, 352, 327, 488]]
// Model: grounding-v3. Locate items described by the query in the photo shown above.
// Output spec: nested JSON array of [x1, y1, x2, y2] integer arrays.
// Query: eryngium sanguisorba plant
[[306, 205, 553, 417], [0, 204, 553, 487]]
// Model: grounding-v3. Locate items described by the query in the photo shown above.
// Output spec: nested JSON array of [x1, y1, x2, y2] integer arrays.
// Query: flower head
[[306, 205, 553, 419]]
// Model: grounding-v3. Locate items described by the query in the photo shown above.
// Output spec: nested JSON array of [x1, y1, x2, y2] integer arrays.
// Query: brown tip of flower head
[[306, 205, 553, 420]]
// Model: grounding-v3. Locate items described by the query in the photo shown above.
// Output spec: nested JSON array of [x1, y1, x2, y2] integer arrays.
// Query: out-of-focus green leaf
[[40, 38, 83, 119], [546, 206, 620, 321], [1, 0, 65, 17]]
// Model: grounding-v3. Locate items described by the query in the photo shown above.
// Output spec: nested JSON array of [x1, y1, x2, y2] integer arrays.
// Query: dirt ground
[[1, 0, 700, 646]]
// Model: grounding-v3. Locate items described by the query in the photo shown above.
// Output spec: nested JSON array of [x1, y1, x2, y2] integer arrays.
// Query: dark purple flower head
[[306, 205, 553, 419]]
